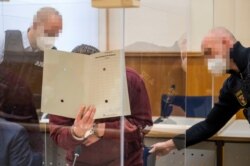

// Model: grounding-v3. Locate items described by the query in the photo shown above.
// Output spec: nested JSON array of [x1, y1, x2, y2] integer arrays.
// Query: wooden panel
[[187, 56, 212, 96], [236, 109, 247, 119], [92, 0, 140, 8], [126, 53, 185, 116]]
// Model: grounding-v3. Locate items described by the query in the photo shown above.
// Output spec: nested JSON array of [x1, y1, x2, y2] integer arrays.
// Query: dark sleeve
[[173, 79, 241, 150], [172, 134, 185, 150], [9, 126, 33, 166], [49, 115, 84, 151], [104, 68, 153, 140]]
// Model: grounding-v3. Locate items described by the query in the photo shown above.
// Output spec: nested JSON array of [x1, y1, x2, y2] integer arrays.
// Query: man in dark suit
[[0, 117, 33, 166]]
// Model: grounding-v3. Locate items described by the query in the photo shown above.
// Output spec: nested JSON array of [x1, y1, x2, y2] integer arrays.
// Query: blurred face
[[43, 14, 62, 37], [35, 14, 62, 50], [202, 35, 230, 58], [201, 34, 232, 75]]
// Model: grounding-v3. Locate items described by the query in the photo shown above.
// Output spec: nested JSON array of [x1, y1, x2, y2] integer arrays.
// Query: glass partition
[[123, 0, 189, 165], [0, 1, 125, 166], [1, 0, 250, 166]]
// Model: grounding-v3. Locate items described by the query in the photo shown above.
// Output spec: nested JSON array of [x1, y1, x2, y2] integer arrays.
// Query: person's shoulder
[[126, 67, 142, 81], [0, 119, 24, 131], [125, 67, 147, 91], [0, 120, 26, 138], [218, 74, 239, 101], [223, 74, 239, 90]]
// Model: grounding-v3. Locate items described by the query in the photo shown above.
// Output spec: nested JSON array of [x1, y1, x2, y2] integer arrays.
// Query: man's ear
[[32, 21, 38, 29], [33, 21, 43, 30], [222, 37, 233, 48]]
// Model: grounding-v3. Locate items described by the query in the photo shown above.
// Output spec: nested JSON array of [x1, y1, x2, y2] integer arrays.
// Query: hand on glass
[[72, 105, 96, 138], [149, 139, 176, 157]]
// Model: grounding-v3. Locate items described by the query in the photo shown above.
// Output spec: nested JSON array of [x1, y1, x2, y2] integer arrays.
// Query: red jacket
[[49, 68, 152, 166]]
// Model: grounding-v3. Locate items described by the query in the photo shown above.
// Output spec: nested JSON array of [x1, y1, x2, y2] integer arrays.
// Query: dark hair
[[72, 44, 100, 55]]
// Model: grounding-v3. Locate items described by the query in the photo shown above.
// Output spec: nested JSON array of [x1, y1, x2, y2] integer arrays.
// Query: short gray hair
[[33, 7, 61, 26]]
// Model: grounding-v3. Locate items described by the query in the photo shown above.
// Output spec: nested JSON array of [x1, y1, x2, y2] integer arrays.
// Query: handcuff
[[83, 123, 103, 139], [71, 123, 103, 140], [83, 126, 94, 139]]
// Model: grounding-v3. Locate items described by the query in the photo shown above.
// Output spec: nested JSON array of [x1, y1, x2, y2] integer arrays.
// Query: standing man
[[0, 7, 62, 108], [0, 6, 62, 155], [150, 27, 250, 156]]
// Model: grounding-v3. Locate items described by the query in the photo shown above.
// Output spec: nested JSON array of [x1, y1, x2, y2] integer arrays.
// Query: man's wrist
[[167, 139, 176, 149], [172, 134, 185, 150], [70, 126, 85, 141]]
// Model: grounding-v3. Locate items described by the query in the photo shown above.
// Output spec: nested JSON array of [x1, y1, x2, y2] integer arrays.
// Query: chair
[[161, 95, 212, 118]]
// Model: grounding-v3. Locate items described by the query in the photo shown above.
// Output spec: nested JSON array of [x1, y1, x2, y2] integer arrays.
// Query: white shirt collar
[[22, 30, 32, 51]]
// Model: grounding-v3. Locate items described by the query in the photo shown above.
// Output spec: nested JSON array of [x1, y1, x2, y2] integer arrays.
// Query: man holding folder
[[49, 44, 153, 166]]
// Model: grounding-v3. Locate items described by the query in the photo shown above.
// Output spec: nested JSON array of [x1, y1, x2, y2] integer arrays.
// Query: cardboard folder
[[41, 49, 131, 119]]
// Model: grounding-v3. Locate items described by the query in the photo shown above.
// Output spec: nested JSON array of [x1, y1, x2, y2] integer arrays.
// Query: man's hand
[[83, 123, 105, 146], [124, 119, 137, 132], [72, 105, 96, 138], [149, 139, 176, 156], [83, 134, 100, 146]]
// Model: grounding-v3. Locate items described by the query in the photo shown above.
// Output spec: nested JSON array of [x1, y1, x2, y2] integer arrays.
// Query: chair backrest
[[186, 96, 212, 117], [161, 95, 212, 118]]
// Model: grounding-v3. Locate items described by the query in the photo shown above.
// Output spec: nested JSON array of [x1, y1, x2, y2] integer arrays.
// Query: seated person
[[0, 117, 34, 166], [49, 44, 153, 166], [0, 83, 42, 166]]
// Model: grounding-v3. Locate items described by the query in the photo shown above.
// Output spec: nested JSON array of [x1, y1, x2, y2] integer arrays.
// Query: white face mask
[[207, 58, 227, 75], [36, 37, 56, 51]]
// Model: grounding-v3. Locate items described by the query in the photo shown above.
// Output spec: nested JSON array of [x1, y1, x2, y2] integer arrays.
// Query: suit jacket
[[0, 118, 33, 166]]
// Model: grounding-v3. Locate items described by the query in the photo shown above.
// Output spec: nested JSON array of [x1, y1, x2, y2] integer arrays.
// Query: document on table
[[41, 49, 131, 119]]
